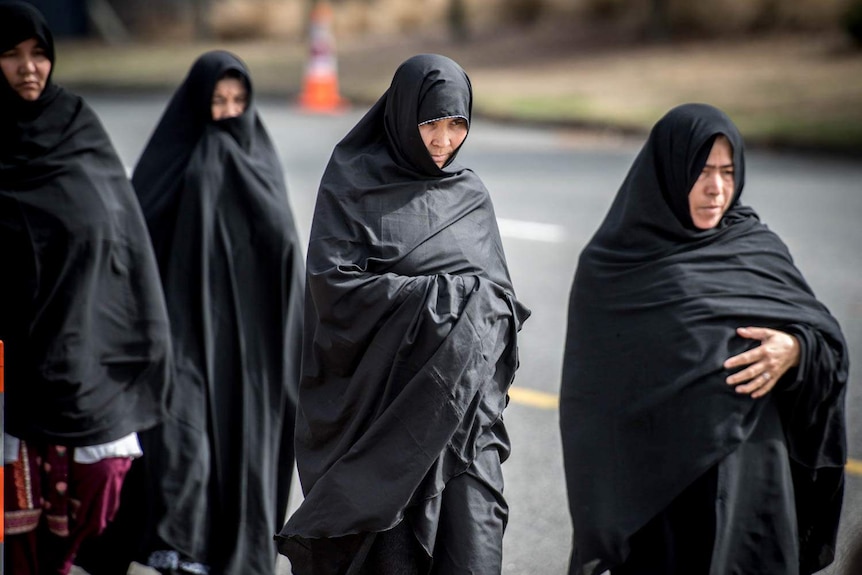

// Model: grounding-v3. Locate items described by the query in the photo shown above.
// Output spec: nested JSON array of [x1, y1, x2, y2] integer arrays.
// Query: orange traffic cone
[[298, 0, 347, 113]]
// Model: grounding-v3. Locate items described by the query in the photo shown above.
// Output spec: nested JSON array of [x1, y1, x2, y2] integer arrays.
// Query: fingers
[[725, 360, 766, 385], [724, 327, 779, 369], [736, 326, 773, 340], [723, 346, 763, 370], [751, 372, 777, 398], [724, 326, 799, 399], [730, 370, 777, 398], [725, 326, 774, 393]]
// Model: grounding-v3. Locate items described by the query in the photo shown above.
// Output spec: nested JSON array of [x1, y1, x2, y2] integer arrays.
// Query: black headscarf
[[276, 54, 530, 572], [130, 51, 303, 574], [560, 103, 848, 574], [0, 0, 171, 447], [0, 0, 60, 155], [132, 50, 254, 261]]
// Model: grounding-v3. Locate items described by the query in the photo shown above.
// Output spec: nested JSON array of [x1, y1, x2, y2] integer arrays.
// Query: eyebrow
[[704, 162, 734, 169], [418, 115, 468, 126]]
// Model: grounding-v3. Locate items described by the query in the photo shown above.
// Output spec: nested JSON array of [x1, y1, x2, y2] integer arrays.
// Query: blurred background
[[31, 0, 862, 154]]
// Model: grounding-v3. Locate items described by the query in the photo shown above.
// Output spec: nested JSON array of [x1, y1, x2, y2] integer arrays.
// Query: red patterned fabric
[[4, 441, 132, 575], [5, 441, 42, 536]]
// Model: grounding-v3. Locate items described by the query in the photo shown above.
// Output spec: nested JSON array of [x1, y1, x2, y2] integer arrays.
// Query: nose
[[227, 101, 242, 118], [435, 127, 452, 148], [20, 57, 37, 75], [705, 172, 724, 195]]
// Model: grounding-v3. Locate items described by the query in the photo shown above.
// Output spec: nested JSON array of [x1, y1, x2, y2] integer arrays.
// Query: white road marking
[[497, 217, 566, 243]]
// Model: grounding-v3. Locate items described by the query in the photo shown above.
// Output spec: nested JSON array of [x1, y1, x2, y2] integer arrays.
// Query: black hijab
[[131, 51, 303, 575], [383, 53, 471, 175], [0, 0, 171, 447], [0, 0, 61, 155], [560, 103, 848, 573], [132, 50, 256, 261], [277, 54, 529, 572], [0, 1, 54, 61]]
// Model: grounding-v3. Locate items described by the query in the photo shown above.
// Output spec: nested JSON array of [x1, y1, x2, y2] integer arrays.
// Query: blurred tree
[[30, 0, 88, 36], [192, 0, 212, 39], [647, 0, 670, 39], [501, 0, 544, 25], [88, 0, 132, 43], [449, 0, 469, 42], [845, 0, 862, 46]]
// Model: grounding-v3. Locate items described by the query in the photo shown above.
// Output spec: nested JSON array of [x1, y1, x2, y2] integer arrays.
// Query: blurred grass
[[54, 40, 307, 90], [54, 27, 862, 154]]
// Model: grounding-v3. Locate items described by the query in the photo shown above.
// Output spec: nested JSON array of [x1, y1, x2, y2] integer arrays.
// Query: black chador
[[0, 1, 171, 450], [79, 51, 304, 575], [277, 54, 530, 574], [560, 104, 848, 575]]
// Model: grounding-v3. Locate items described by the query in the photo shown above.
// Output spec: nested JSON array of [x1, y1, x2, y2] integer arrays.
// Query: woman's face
[[211, 77, 248, 120], [418, 117, 468, 168], [688, 135, 735, 230], [0, 37, 51, 101]]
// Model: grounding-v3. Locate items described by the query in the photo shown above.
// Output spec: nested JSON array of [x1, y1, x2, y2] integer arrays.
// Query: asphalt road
[[86, 93, 862, 575]]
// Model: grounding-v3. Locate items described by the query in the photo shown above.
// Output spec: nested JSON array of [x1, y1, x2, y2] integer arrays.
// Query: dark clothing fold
[[276, 54, 529, 574], [0, 1, 170, 449], [78, 51, 304, 575], [2, 3, 170, 573], [560, 103, 848, 575]]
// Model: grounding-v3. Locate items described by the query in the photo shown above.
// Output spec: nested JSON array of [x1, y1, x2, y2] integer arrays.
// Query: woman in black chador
[[276, 54, 530, 574], [83, 51, 304, 575], [0, 2, 171, 573], [560, 103, 848, 575]]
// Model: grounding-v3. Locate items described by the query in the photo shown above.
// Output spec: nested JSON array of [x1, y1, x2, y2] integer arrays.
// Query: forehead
[[214, 77, 246, 93], [4, 37, 40, 52], [707, 135, 733, 161]]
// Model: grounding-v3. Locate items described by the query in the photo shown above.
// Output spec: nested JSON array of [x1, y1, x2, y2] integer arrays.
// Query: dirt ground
[[56, 19, 862, 154]]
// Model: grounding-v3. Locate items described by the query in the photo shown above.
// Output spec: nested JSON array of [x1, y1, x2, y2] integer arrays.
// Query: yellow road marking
[[508, 386, 560, 410], [507, 386, 862, 477]]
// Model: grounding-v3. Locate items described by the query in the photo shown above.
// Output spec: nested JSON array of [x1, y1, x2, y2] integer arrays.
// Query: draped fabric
[[560, 103, 848, 574], [276, 54, 530, 573], [0, 0, 171, 448], [124, 51, 304, 574]]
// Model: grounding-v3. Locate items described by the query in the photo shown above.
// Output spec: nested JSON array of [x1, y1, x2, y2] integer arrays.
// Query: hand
[[724, 327, 800, 398]]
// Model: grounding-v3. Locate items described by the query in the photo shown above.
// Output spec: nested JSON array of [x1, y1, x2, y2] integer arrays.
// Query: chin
[[17, 89, 41, 101], [694, 219, 720, 230]]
